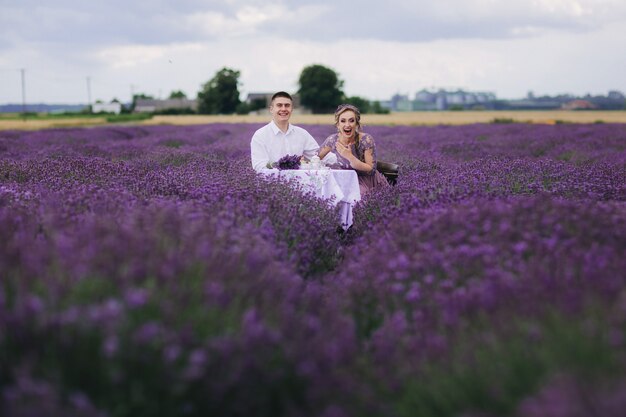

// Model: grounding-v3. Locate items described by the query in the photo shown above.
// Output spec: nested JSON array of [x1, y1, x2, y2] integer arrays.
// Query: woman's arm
[[318, 146, 332, 159], [336, 142, 374, 173]]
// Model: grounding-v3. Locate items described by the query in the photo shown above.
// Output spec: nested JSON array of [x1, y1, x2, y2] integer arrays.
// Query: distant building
[[409, 88, 497, 111], [134, 98, 198, 113], [92, 102, 122, 114], [245, 93, 271, 108], [389, 93, 412, 111], [384, 88, 623, 111], [561, 99, 597, 110]]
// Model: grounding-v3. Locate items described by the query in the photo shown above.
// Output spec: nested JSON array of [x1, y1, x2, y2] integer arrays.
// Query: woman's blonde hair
[[334, 104, 362, 148]]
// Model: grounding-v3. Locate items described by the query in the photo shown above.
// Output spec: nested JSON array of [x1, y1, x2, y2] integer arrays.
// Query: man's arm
[[302, 132, 320, 161], [250, 134, 270, 172]]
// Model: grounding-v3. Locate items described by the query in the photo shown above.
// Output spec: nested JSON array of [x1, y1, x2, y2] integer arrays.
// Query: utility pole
[[20, 68, 26, 115]]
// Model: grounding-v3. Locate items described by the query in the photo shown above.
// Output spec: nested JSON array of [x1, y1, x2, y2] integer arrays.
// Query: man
[[250, 91, 319, 172]]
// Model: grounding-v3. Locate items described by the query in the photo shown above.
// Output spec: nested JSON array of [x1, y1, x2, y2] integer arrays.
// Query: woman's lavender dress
[[320, 132, 390, 195]]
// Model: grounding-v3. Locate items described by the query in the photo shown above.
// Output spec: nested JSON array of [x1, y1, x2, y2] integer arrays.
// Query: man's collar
[[270, 120, 292, 135]]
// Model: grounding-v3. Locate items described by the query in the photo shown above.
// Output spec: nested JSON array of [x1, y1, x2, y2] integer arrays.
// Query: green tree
[[297, 64, 344, 114], [345, 96, 371, 113], [197, 67, 241, 114], [168, 90, 187, 99], [370, 100, 390, 114]]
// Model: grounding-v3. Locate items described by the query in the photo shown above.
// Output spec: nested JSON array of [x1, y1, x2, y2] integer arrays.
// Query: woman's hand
[[335, 142, 354, 162], [335, 142, 375, 173]]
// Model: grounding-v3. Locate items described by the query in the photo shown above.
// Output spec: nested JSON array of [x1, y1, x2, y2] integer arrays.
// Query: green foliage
[[250, 97, 267, 111], [19, 111, 39, 118], [235, 102, 251, 115], [168, 90, 187, 99], [161, 139, 185, 148], [297, 64, 344, 114], [197, 67, 242, 114], [153, 107, 195, 115], [342, 97, 391, 114], [491, 117, 516, 124], [370, 101, 390, 114], [235, 96, 267, 115], [6, 112, 92, 120], [345, 96, 371, 113], [106, 113, 153, 123]]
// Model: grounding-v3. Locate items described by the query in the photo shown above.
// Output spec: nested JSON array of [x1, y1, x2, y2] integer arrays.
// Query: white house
[[92, 102, 122, 114]]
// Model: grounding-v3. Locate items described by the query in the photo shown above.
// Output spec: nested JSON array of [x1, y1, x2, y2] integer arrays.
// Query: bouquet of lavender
[[276, 154, 302, 170]]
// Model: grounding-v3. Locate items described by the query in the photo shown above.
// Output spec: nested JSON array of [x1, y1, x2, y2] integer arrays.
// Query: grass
[[0, 112, 153, 130]]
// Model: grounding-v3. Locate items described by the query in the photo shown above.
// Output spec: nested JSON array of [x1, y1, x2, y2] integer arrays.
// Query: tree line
[[128, 64, 388, 115]]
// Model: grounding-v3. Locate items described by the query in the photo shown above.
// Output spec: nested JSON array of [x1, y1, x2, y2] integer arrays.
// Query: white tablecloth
[[261, 168, 361, 229]]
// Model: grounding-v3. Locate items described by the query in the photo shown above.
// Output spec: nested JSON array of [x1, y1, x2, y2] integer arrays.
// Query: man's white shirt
[[250, 121, 320, 172]]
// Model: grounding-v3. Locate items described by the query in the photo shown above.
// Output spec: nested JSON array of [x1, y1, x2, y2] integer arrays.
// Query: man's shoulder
[[289, 124, 314, 137], [254, 121, 273, 132], [289, 123, 307, 132], [252, 122, 273, 138]]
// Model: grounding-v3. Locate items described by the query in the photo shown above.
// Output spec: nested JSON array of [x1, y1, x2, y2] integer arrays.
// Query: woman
[[318, 104, 389, 195]]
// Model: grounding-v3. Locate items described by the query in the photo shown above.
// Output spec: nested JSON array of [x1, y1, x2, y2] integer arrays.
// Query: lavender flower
[[275, 153, 301, 170], [1, 121, 625, 417]]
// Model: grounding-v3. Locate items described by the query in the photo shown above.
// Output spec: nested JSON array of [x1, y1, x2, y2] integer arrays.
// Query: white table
[[261, 168, 361, 229]]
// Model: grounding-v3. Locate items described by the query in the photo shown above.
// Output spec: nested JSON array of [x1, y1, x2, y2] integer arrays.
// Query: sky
[[1, 0, 626, 105]]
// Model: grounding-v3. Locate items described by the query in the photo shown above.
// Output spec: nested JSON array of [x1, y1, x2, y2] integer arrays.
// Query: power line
[[2, 67, 148, 104]]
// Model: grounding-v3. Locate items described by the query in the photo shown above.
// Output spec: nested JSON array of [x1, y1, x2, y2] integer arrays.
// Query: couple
[[250, 91, 389, 195]]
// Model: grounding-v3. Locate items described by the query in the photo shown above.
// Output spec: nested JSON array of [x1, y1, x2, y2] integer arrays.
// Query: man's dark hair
[[271, 91, 292, 103]]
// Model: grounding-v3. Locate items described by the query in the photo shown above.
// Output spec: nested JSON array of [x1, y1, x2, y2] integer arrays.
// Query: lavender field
[[1, 122, 626, 417]]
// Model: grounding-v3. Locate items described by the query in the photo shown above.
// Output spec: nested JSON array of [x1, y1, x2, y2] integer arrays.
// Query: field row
[[1, 122, 625, 416]]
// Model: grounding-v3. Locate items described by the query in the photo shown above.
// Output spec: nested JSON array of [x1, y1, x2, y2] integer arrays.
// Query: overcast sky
[[1, 0, 625, 104]]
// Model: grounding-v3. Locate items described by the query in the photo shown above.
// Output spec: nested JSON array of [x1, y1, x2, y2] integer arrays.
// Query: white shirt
[[250, 121, 320, 172]]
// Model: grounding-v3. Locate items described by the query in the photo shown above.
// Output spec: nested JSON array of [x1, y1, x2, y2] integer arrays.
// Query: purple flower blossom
[[275, 153, 302, 170], [1, 122, 625, 416]]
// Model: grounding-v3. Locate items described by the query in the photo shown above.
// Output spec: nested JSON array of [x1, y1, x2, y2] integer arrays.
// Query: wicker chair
[[376, 160, 399, 185]]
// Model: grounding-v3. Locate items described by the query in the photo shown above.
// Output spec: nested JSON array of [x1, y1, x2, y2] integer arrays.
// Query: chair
[[376, 160, 399, 185]]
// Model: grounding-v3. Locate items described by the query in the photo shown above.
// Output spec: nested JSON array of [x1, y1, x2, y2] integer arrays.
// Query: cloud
[[266, 0, 626, 42], [3, 0, 626, 48], [1, 1, 625, 103], [95, 45, 169, 69]]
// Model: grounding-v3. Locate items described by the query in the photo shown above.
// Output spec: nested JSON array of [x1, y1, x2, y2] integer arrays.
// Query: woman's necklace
[[339, 135, 355, 146]]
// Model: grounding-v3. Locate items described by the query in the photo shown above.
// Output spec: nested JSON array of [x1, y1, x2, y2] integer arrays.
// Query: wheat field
[[144, 110, 626, 126], [1, 110, 626, 130]]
